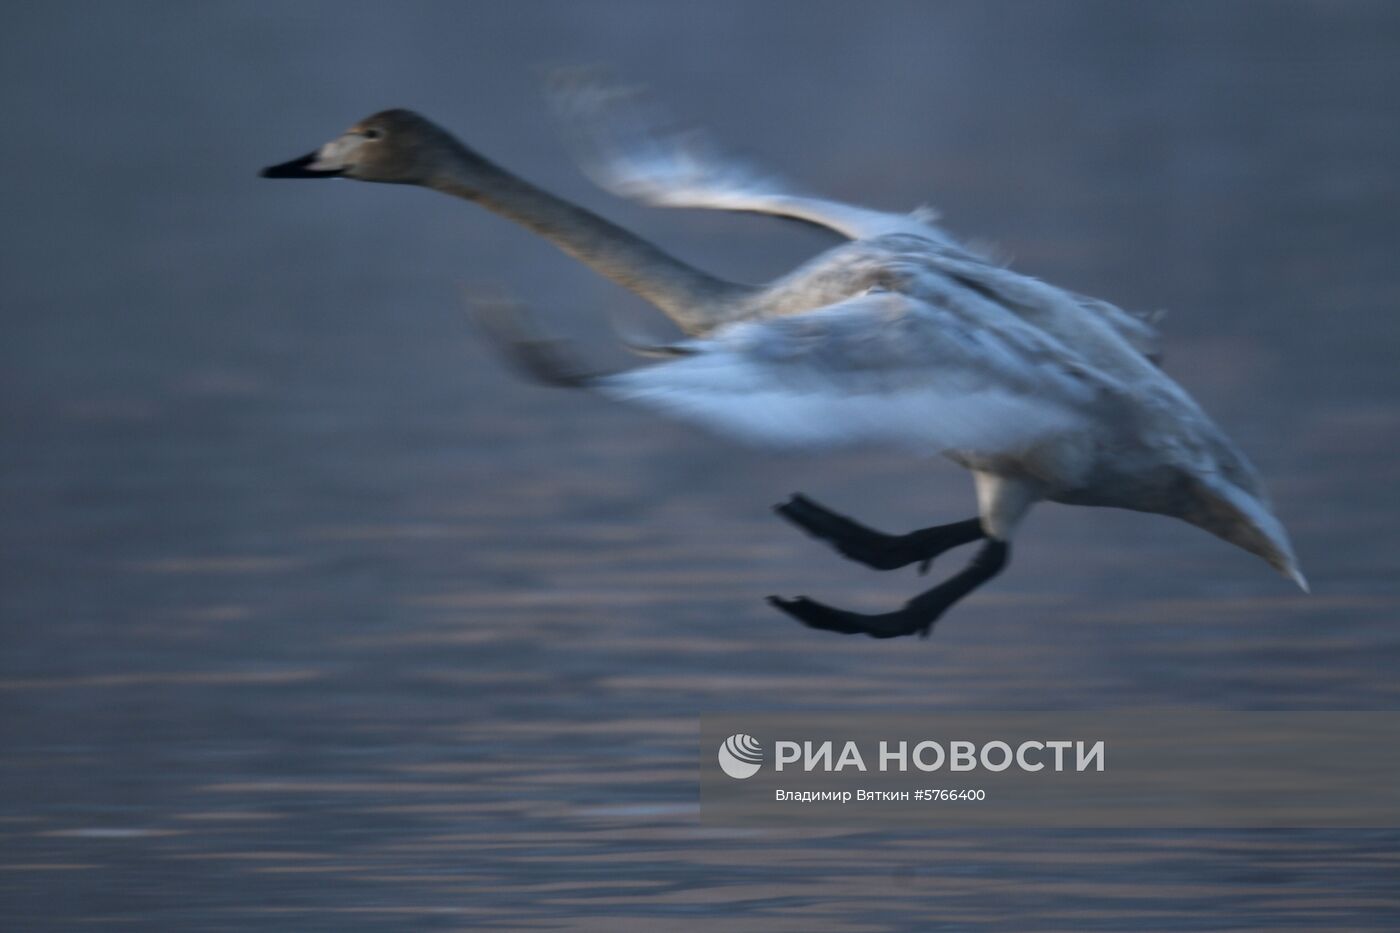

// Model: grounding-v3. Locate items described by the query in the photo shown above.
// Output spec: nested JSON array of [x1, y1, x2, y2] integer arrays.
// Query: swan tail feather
[[1190, 476, 1307, 591]]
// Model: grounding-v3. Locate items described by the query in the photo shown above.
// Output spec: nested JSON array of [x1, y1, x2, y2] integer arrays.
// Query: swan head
[[261, 109, 470, 185]]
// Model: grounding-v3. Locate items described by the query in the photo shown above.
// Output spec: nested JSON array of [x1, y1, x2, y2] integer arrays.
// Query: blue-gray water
[[3, 2, 1399, 929]]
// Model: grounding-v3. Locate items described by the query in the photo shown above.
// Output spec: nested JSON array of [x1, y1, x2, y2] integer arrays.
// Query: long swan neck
[[428, 149, 746, 332]]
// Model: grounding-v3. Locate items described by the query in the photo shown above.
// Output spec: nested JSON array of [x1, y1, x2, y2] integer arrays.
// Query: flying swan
[[262, 85, 1306, 639]]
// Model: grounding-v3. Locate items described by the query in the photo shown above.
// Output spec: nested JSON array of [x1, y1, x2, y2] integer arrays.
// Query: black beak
[[259, 152, 342, 179]]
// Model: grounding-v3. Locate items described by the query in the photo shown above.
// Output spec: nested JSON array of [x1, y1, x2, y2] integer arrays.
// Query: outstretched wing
[[598, 292, 1099, 454], [550, 75, 957, 245]]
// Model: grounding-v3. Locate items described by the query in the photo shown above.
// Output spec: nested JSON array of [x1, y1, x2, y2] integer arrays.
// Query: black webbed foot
[[767, 595, 930, 638], [774, 494, 914, 570], [774, 494, 985, 574]]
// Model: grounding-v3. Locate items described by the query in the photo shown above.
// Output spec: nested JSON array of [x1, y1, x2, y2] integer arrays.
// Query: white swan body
[[262, 87, 1305, 638]]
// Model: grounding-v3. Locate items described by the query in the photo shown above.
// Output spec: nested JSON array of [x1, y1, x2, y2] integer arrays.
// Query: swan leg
[[768, 540, 1010, 639], [774, 494, 984, 573], [768, 474, 1034, 639]]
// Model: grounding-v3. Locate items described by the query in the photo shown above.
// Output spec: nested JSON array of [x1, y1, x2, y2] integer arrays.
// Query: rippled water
[[3, 2, 1399, 929]]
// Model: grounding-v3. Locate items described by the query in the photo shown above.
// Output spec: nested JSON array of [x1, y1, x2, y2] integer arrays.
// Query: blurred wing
[[598, 293, 1096, 453], [550, 75, 957, 245]]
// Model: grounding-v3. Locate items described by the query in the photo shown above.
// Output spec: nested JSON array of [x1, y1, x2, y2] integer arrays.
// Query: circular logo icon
[[717, 733, 763, 779]]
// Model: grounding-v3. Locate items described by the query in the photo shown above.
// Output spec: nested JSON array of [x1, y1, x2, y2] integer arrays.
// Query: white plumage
[[600, 291, 1091, 455]]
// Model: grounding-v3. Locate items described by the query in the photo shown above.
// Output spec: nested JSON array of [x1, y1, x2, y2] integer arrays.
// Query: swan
[[261, 89, 1305, 639]]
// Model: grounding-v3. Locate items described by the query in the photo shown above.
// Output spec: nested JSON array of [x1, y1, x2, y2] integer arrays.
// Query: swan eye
[[362, 128, 382, 140]]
